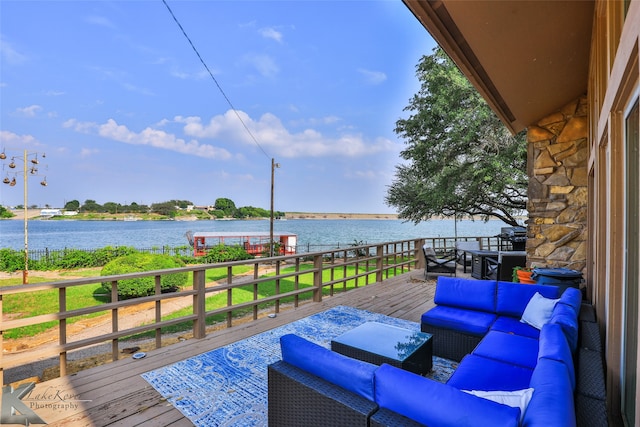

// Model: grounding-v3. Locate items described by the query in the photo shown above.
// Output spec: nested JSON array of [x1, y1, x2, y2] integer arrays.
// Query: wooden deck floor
[[11, 269, 445, 427]]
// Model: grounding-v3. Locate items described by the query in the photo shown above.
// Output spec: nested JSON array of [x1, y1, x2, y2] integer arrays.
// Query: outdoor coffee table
[[331, 322, 433, 374]]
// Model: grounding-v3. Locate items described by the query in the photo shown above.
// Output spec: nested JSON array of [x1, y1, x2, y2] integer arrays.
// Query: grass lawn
[[127, 262, 382, 339], [0, 265, 254, 339]]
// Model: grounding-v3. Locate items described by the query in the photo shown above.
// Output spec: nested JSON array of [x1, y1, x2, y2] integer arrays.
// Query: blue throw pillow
[[520, 292, 560, 330]]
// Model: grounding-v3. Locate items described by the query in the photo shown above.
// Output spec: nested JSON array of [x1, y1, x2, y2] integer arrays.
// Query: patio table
[[331, 322, 433, 374]]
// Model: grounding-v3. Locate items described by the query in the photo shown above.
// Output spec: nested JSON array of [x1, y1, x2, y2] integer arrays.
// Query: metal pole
[[23, 149, 29, 284], [269, 158, 281, 257], [270, 158, 275, 257]]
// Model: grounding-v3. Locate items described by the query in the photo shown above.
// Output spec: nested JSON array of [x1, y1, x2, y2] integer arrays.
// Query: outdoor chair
[[455, 240, 481, 273], [423, 246, 457, 278], [485, 251, 527, 281]]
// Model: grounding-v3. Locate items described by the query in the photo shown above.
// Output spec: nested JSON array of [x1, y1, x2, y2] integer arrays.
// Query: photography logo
[[1, 383, 47, 425]]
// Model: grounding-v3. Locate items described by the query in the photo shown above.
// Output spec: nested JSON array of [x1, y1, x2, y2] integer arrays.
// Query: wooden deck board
[[8, 269, 445, 427]]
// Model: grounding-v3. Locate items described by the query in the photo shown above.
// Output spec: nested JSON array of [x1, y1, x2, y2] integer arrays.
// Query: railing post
[[275, 261, 281, 313], [154, 275, 162, 349], [59, 287, 67, 376], [313, 254, 323, 302], [193, 269, 206, 339], [416, 238, 425, 269], [110, 281, 119, 362], [376, 244, 384, 283]]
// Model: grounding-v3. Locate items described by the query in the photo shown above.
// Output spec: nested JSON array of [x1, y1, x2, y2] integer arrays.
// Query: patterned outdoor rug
[[142, 305, 457, 426]]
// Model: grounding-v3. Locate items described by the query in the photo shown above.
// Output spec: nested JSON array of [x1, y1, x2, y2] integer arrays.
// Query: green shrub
[[202, 244, 254, 263], [100, 253, 187, 299], [92, 246, 138, 266], [0, 248, 24, 272], [57, 249, 95, 269]]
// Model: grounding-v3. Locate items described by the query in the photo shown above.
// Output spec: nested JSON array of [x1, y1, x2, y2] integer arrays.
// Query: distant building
[[40, 208, 62, 217]]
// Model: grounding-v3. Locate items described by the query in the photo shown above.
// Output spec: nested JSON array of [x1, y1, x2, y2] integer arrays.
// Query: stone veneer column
[[526, 95, 588, 273]]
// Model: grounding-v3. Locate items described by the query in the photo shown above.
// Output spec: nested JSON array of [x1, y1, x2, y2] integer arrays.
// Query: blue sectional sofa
[[420, 277, 579, 361], [267, 277, 584, 426]]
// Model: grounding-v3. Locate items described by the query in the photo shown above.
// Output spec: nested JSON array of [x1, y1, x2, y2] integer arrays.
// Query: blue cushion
[[472, 331, 539, 368], [549, 303, 579, 352], [496, 282, 561, 317], [279, 334, 377, 401], [434, 277, 497, 312], [491, 316, 540, 339], [558, 287, 582, 315], [523, 358, 576, 427], [538, 323, 575, 389], [447, 354, 534, 391], [374, 364, 520, 427], [421, 305, 497, 336]]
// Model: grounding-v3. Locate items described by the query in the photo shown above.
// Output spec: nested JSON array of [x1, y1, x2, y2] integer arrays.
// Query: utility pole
[[269, 158, 280, 257]]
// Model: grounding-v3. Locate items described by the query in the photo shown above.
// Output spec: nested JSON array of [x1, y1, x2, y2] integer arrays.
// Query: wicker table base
[[331, 322, 433, 375]]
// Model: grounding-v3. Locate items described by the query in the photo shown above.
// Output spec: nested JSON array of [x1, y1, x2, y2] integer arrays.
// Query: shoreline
[[3, 210, 402, 221], [283, 212, 399, 220], [4, 210, 524, 222]]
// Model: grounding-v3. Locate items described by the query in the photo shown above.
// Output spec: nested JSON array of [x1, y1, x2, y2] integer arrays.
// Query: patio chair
[[423, 246, 457, 278], [485, 251, 527, 281], [455, 240, 481, 273]]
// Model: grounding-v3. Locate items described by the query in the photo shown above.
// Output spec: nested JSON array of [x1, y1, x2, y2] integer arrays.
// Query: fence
[[13, 235, 508, 262], [0, 237, 427, 385]]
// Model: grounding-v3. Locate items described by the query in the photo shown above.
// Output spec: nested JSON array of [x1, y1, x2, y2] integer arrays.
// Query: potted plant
[[513, 266, 536, 284]]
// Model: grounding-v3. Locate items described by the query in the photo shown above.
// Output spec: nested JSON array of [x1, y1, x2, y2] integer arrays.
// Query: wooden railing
[[0, 238, 430, 385]]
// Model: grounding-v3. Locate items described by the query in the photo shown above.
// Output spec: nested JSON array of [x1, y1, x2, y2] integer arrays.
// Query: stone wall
[[526, 96, 588, 272]]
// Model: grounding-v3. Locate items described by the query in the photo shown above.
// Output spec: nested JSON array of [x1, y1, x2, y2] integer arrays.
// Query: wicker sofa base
[[267, 360, 377, 427], [420, 323, 482, 362], [370, 407, 425, 427]]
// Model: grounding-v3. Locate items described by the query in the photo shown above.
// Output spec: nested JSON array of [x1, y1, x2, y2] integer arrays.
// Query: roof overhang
[[403, 0, 594, 133]]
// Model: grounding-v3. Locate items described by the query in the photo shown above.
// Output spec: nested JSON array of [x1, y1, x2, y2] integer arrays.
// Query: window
[[623, 98, 639, 426]]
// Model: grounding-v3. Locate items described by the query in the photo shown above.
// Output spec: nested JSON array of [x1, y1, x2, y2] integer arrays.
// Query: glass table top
[[332, 322, 432, 361]]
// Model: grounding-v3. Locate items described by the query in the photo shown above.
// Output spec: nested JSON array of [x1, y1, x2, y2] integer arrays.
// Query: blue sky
[[1, 1, 435, 213]]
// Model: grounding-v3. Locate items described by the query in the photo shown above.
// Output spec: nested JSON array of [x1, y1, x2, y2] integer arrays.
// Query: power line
[[161, 0, 271, 159]]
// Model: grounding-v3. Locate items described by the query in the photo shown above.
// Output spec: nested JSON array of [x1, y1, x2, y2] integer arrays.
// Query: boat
[[185, 231, 297, 257]]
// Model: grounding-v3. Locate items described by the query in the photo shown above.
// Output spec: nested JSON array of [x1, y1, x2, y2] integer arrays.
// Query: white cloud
[[259, 27, 283, 43], [0, 36, 27, 65], [65, 118, 232, 160], [243, 53, 279, 78], [347, 170, 377, 180], [177, 110, 395, 159], [85, 15, 116, 29], [80, 148, 100, 158], [15, 105, 43, 117], [358, 68, 387, 85], [0, 130, 37, 145], [122, 82, 154, 96], [44, 90, 65, 96], [170, 69, 210, 80], [63, 118, 97, 133]]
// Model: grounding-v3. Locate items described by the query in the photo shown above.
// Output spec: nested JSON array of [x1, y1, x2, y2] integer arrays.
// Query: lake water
[[0, 218, 510, 252]]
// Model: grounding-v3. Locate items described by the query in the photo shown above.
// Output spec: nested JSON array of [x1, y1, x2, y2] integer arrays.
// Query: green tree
[[64, 200, 80, 211], [0, 205, 14, 219], [214, 198, 237, 217], [151, 201, 177, 217], [103, 202, 121, 214], [171, 199, 192, 209], [81, 199, 104, 212], [386, 47, 527, 226]]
